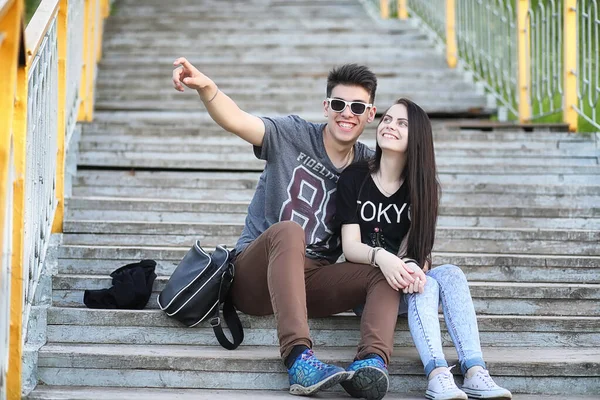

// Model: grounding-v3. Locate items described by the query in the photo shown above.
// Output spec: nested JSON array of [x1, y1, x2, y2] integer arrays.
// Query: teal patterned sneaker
[[288, 349, 350, 396], [341, 355, 389, 400], [461, 369, 512, 399]]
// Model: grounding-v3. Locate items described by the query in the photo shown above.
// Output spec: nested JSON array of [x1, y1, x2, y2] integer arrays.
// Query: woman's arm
[[341, 224, 417, 291]]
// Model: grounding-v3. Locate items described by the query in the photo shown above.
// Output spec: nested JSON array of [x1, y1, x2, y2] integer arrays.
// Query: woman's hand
[[376, 251, 416, 291], [402, 262, 426, 294]]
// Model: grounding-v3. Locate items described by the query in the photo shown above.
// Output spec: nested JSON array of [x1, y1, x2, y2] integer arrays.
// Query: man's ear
[[323, 99, 329, 117], [367, 106, 377, 123]]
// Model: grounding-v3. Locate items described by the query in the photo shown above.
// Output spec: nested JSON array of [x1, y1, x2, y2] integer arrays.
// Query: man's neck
[[323, 125, 355, 169]]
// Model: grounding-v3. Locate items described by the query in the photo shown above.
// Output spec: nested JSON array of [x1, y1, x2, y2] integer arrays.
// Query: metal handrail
[[0, 0, 108, 398], [369, 0, 599, 132]]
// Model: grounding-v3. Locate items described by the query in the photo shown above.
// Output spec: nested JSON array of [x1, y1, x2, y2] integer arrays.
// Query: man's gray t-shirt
[[234, 115, 374, 263]]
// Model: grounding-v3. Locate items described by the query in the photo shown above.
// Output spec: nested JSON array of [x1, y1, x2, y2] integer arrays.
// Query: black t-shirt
[[335, 161, 411, 255]]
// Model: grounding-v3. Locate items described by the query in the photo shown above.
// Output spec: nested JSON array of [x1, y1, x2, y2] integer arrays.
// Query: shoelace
[[436, 372, 457, 390], [301, 350, 325, 370], [476, 370, 496, 388]]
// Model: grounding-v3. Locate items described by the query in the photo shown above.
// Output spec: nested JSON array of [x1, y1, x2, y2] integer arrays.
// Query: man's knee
[[268, 221, 306, 245]]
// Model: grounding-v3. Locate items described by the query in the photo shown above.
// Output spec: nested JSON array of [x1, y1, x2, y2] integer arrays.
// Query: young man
[[172, 59, 422, 400]]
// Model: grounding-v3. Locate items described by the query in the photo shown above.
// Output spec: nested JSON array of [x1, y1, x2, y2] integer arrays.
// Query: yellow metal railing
[[374, 0, 599, 132], [0, 0, 108, 398]]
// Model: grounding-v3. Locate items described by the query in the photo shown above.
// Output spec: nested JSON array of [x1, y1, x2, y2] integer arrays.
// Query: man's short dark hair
[[327, 64, 378, 103]]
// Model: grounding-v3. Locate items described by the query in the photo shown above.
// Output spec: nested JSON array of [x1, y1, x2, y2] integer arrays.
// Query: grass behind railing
[[25, 0, 41, 23], [405, 0, 599, 132]]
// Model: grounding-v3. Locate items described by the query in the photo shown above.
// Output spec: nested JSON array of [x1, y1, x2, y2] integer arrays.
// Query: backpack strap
[[209, 271, 244, 350]]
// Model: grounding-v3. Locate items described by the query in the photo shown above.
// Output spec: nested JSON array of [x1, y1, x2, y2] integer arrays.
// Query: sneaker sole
[[462, 388, 512, 400], [425, 389, 468, 400], [340, 367, 389, 400], [289, 371, 351, 396]]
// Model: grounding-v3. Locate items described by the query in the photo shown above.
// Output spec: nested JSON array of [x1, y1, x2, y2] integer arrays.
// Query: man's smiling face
[[323, 84, 376, 146]]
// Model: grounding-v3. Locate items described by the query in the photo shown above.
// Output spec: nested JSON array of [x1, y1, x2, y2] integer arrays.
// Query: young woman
[[335, 98, 512, 400]]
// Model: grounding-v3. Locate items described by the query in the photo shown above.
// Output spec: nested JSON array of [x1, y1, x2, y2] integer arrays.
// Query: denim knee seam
[[410, 294, 444, 376], [438, 285, 466, 360]]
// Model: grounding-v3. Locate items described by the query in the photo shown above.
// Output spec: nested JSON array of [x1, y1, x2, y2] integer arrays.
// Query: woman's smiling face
[[377, 103, 409, 154]]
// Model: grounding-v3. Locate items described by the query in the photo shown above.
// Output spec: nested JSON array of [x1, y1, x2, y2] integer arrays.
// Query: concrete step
[[52, 275, 600, 316], [82, 113, 590, 139], [46, 307, 600, 348], [78, 128, 596, 154], [25, 386, 600, 400], [77, 150, 599, 169], [35, 344, 600, 394], [78, 139, 599, 160], [67, 184, 600, 207], [96, 78, 475, 93], [57, 245, 600, 283], [64, 199, 600, 230], [59, 223, 599, 256], [77, 148, 599, 168], [96, 63, 465, 80], [93, 98, 489, 115], [101, 33, 430, 48], [97, 52, 452, 68], [79, 132, 596, 153], [103, 43, 444, 57], [76, 150, 599, 173], [65, 197, 599, 219], [72, 170, 600, 193], [103, 20, 406, 34], [66, 212, 600, 230]]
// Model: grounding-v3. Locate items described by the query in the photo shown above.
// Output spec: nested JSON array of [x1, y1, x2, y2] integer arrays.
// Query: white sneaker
[[426, 368, 468, 400], [461, 369, 512, 399]]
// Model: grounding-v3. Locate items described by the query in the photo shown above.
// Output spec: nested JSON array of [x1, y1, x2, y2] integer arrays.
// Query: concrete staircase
[[26, 0, 600, 398]]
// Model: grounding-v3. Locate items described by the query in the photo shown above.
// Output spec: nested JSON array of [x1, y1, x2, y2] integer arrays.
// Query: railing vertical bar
[[446, 0, 457, 68], [517, 0, 531, 122], [52, 0, 68, 233], [564, 0, 578, 131]]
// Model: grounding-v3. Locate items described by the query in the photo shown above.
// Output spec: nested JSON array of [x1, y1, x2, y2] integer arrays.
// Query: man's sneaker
[[461, 369, 512, 399], [340, 355, 389, 400], [425, 367, 468, 400], [288, 349, 350, 396]]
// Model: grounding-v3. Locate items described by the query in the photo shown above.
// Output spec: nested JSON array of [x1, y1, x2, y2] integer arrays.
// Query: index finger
[[173, 57, 192, 69]]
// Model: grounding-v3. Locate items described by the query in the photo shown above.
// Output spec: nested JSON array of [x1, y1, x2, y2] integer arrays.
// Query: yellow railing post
[[52, 0, 68, 233], [563, 0, 578, 132], [8, 12, 27, 400], [517, 0, 531, 123], [0, 1, 24, 394], [445, 0, 457, 68], [398, 0, 408, 20], [95, 0, 103, 61], [380, 0, 389, 19], [102, 0, 110, 18], [78, 0, 94, 121]]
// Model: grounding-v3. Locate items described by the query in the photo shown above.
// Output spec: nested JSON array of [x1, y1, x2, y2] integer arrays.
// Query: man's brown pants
[[231, 221, 400, 364]]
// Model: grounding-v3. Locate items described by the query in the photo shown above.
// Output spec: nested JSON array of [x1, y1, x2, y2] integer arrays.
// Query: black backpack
[[157, 242, 243, 349]]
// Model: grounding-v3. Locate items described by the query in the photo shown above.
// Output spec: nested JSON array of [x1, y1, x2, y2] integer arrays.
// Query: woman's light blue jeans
[[354, 264, 486, 377]]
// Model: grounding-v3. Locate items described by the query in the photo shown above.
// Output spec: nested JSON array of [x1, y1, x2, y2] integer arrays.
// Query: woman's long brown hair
[[369, 98, 440, 267]]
